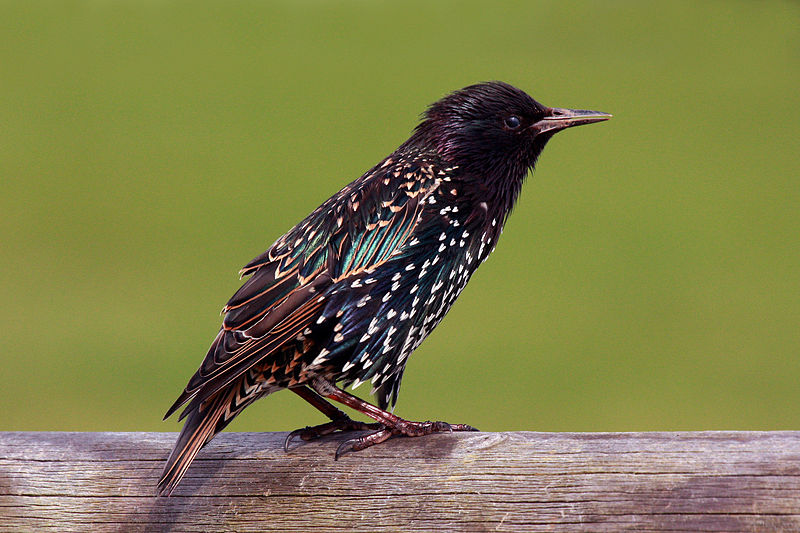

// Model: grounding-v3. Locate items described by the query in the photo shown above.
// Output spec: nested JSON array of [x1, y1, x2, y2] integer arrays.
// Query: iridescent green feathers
[[164, 154, 443, 421]]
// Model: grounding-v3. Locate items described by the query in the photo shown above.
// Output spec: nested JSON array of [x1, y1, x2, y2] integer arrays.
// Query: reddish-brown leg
[[285, 386, 382, 451], [310, 378, 478, 459]]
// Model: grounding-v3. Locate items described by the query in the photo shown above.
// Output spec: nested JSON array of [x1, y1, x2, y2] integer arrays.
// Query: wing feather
[[164, 157, 441, 420]]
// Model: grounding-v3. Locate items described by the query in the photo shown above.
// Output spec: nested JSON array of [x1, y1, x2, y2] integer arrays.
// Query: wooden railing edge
[[2, 430, 799, 532]]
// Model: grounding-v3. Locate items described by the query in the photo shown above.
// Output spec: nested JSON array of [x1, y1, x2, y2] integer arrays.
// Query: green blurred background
[[1, 1, 798, 434]]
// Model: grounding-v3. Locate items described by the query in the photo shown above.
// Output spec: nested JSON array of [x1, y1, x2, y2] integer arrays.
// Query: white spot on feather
[[309, 348, 330, 367]]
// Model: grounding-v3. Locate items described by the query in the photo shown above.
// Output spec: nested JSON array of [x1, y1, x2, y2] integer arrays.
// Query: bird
[[157, 81, 610, 496]]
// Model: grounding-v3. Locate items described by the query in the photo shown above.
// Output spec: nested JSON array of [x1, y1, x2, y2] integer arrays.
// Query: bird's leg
[[284, 386, 382, 451], [310, 378, 478, 459]]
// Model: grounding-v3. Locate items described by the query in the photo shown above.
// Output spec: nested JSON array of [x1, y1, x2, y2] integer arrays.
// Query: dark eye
[[504, 115, 522, 130]]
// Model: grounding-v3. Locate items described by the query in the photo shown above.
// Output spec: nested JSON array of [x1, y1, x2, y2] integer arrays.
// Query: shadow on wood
[[2, 431, 800, 532]]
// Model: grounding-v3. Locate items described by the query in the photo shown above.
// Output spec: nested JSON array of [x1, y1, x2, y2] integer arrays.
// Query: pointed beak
[[533, 107, 612, 134]]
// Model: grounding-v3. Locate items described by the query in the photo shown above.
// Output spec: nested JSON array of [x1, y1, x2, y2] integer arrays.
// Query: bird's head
[[409, 81, 610, 189]]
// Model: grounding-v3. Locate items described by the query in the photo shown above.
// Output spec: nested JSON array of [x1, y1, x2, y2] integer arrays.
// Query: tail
[[157, 384, 256, 496]]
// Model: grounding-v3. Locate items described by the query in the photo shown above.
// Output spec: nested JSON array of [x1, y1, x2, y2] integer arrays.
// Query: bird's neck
[[455, 166, 527, 229], [403, 123, 531, 220]]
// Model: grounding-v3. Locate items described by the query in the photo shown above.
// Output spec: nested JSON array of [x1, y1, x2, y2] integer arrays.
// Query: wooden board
[[2, 431, 800, 532]]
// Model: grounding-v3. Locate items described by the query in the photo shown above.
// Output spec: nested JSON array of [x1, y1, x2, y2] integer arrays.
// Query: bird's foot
[[284, 416, 383, 452], [335, 419, 479, 459]]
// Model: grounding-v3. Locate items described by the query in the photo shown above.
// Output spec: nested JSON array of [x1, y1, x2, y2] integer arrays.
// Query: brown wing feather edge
[[165, 296, 326, 424]]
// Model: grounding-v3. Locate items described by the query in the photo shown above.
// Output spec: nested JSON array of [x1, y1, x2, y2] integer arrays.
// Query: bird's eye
[[504, 115, 522, 130]]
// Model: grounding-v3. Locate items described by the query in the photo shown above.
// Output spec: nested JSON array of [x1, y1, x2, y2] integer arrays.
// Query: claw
[[284, 427, 311, 452], [335, 428, 393, 460], [334, 439, 354, 461]]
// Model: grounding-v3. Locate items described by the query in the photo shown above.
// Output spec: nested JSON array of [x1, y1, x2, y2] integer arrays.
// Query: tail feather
[[158, 383, 256, 496]]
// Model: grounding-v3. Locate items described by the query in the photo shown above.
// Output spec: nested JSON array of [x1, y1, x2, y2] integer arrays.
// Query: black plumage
[[158, 81, 610, 495]]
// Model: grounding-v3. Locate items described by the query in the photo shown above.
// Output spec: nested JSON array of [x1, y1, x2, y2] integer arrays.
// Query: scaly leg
[[285, 386, 382, 451], [310, 378, 478, 459]]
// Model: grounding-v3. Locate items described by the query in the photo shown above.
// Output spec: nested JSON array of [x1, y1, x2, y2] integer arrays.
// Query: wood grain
[[1, 431, 799, 532]]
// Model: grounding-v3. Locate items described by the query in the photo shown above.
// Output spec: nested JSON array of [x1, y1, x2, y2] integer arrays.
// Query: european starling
[[158, 81, 610, 496]]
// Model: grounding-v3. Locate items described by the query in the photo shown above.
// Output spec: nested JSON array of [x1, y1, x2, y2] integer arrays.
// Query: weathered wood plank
[[1, 431, 799, 532]]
